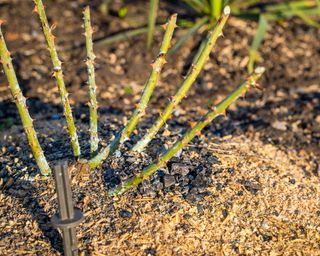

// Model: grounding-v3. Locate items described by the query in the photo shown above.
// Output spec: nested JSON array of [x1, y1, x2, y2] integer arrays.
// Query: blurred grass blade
[[95, 26, 161, 46], [258, 1, 320, 21], [99, 0, 112, 16], [234, 1, 320, 21], [210, 0, 223, 20], [229, 0, 261, 11], [232, 12, 261, 21], [189, 36, 206, 69], [294, 9, 320, 27], [289, 1, 320, 28], [170, 16, 209, 54], [147, 0, 159, 48], [248, 15, 268, 73], [266, 0, 318, 12], [183, 0, 210, 14]]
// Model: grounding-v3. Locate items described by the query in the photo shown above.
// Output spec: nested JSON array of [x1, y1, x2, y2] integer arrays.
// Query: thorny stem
[[0, 24, 51, 175], [110, 67, 265, 196], [88, 14, 177, 169], [132, 6, 230, 153], [34, 0, 81, 159], [83, 6, 99, 155]]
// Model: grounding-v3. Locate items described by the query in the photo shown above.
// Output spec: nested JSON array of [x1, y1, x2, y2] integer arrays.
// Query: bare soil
[[0, 0, 319, 255]]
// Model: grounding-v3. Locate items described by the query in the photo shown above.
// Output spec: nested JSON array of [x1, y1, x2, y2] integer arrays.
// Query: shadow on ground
[[2, 180, 63, 254]]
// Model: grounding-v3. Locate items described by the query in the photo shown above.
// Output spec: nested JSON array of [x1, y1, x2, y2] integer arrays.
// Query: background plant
[[167, 0, 320, 73], [97, 0, 319, 73], [0, 3, 265, 195], [147, 0, 159, 48]]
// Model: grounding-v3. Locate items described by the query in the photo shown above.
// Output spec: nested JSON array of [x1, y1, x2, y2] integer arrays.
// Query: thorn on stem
[[254, 83, 263, 90], [188, 121, 197, 128], [161, 23, 168, 30], [210, 106, 217, 112], [245, 76, 253, 85], [50, 23, 57, 31], [191, 64, 197, 72], [150, 62, 157, 69], [32, 6, 39, 14], [50, 34, 56, 41], [134, 103, 140, 109]]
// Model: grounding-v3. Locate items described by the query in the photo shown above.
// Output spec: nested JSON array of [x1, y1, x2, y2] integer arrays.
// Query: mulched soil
[[0, 0, 319, 255]]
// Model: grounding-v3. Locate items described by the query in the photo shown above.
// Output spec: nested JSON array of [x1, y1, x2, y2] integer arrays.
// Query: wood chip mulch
[[1, 135, 319, 255]]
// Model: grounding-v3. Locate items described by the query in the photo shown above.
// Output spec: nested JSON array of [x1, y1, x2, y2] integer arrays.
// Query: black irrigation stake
[[51, 162, 84, 256]]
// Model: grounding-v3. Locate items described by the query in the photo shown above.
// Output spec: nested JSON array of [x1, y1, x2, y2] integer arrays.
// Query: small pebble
[[170, 163, 190, 176], [272, 120, 287, 131], [262, 234, 272, 242], [115, 150, 122, 158], [243, 180, 261, 194], [163, 175, 175, 187], [119, 209, 132, 218], [289, 179, 296, 184]]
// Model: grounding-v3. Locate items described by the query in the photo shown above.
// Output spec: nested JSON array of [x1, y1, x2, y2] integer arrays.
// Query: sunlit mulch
[[1, 135, 319, 255]]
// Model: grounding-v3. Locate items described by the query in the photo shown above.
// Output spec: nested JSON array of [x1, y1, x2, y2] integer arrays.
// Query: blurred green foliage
[[147, 0, 159, 48], [99, 0, 112, 15], [172, 0, 320, 72], [118, 5, 128, 18], [98, 0, 319, 72], [123, 85, 134, 96]]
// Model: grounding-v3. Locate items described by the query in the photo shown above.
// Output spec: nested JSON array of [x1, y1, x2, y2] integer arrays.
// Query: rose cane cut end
[[223, 6, 231, 16], [171, 13, 178, 19]]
